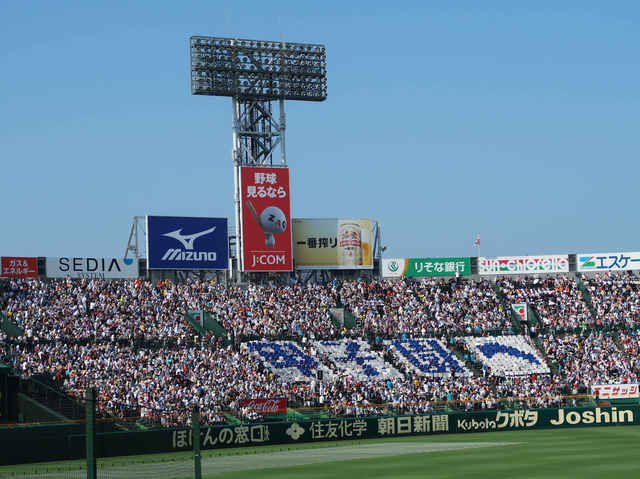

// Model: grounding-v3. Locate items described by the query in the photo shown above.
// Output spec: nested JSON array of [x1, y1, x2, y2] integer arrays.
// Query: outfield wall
[[1, 406, 638, 466]]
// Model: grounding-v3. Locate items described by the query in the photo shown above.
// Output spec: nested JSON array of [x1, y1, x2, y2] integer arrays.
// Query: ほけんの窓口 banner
[[240, 166, 292, 272]]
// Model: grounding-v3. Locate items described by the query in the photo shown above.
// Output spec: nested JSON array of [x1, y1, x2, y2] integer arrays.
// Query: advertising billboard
[[147, 216, 229, 270], [293, 219, 373, 270], [512, 303, 528, 323], [240, 167, 292, 272], [382, 258, 470, 277], [577, 252, 640, 272], [479, 255, 569, 275], [1, 257, 37, 278], [591, 384, 639, 400], [46, 258, 139, 279], [240, 398, 287, 415]]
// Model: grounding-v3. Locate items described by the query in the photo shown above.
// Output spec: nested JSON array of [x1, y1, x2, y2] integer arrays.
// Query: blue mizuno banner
[[146, 216, 229, 270]]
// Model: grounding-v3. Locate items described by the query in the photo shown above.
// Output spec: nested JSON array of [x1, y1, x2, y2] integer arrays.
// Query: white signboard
[[47, 258, 138, 279], [512, 303, 528, 322], [591, 384, 639, 400], [479, 255, 569, 275], [330, 307, 345, 326], [189, 310, 204, 326], [577, 252, 640, 272]]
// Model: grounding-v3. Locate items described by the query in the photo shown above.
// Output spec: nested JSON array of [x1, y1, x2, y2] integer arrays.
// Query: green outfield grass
[[3, 426, 640, 478], [203, 426, 640, 479]]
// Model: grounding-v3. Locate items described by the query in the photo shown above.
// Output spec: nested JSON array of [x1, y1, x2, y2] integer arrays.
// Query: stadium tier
[[314, 338, 402, 381], [1, 274, 639, 426], [464, 336, 550, 376], [244, 340, 332, 382], [386, 338, 473, 378]]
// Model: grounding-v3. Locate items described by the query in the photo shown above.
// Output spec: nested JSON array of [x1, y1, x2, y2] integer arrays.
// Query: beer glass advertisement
[[293, 219, 373, 270], [240, 166, 293, 272]]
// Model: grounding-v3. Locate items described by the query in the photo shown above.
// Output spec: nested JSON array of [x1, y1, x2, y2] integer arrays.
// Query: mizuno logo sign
[[161, 250, 217, 262], [162, 227, 217, 250]]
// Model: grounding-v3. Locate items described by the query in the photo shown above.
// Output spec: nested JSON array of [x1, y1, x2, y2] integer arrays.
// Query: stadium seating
[[385, 338, 473, 378], [464, 336, 550, 376], [313, 338, 402, 381], [243, 340, 332, 382]]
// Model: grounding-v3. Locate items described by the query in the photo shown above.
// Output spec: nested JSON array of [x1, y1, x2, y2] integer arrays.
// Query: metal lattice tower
[[190, 36, 326, 278]]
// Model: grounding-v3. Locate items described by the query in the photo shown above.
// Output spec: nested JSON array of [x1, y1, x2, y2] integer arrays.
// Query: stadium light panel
[[190, 36, 327, 102]]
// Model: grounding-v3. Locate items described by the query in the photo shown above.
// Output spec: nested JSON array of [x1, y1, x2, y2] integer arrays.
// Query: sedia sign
[[46, 258, 139, 279]]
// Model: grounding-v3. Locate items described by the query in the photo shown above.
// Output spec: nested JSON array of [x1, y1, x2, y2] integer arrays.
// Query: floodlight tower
[[190, 36, 327, 279]]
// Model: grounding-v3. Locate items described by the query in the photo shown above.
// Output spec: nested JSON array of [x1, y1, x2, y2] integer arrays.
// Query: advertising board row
[[163, 406, 638, 452], [383, 252, 640, 278], [100, 406, 640, 458], [5, 251, 638, 278], [2, 405, 639, 466], [1, 256, 140, 279], [479, 252, 640, 274]]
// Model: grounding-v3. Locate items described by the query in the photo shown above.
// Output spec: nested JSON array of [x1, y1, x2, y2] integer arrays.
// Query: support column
[[193, 406, 202, 479], [86, 387, 97, 479]]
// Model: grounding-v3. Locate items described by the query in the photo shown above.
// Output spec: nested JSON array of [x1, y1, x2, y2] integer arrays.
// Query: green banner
[[185, 312, 207, 336], [383, 258, 471, 277], [343, 310, 358, 329], [203, 313, 230, 347], [0, 313, 24, 338], [2, 405, 638, 466], [186, 310, 229, 345]]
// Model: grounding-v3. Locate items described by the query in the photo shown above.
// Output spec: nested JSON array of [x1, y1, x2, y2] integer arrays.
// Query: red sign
[[240, 398, 287, 415], [1, 257, 37, 278], [240, 166, 292, 271], [591, 384, 639, 399]]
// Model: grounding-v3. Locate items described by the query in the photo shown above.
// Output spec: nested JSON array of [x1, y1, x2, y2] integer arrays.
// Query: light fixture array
[[190, 36, 327, 101]]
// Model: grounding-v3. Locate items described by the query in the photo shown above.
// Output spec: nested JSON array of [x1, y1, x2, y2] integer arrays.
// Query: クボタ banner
[[241, 167, 293, 272], [382, 258, 470, 277], [1, 257, 37, 278], [146, 216, 229, 270], [46, 258, 139, 279], [240, 398, 287, 415], [479, 255, 569, 275], [577, 252, 640, 272], [292, 219, 373, 270]]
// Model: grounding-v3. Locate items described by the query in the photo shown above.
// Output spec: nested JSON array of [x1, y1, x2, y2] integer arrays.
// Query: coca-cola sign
[[240, 398, 286, 415]]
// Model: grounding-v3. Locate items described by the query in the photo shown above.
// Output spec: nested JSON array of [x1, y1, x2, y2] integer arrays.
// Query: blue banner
[[146, 216, 229, 270]]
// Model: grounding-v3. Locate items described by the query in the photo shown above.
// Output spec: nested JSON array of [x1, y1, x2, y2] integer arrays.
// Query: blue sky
[[1, 1, 638, 260]]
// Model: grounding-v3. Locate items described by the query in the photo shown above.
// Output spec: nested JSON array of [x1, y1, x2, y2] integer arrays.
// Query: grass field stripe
[[201, 442, 522, 475]]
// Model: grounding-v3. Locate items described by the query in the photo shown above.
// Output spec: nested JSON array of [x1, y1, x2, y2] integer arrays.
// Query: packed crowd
[[2, 274, 640, 426], [4, 275, 640, 344], [494, 374, 564, 409], [414, 278, 511, 334], [1, 278, 195, 341], [617, 330, 640, 370], [539, 331, 638, 388], [584, 273, 640, 327], [497, 275, 593, 330]]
